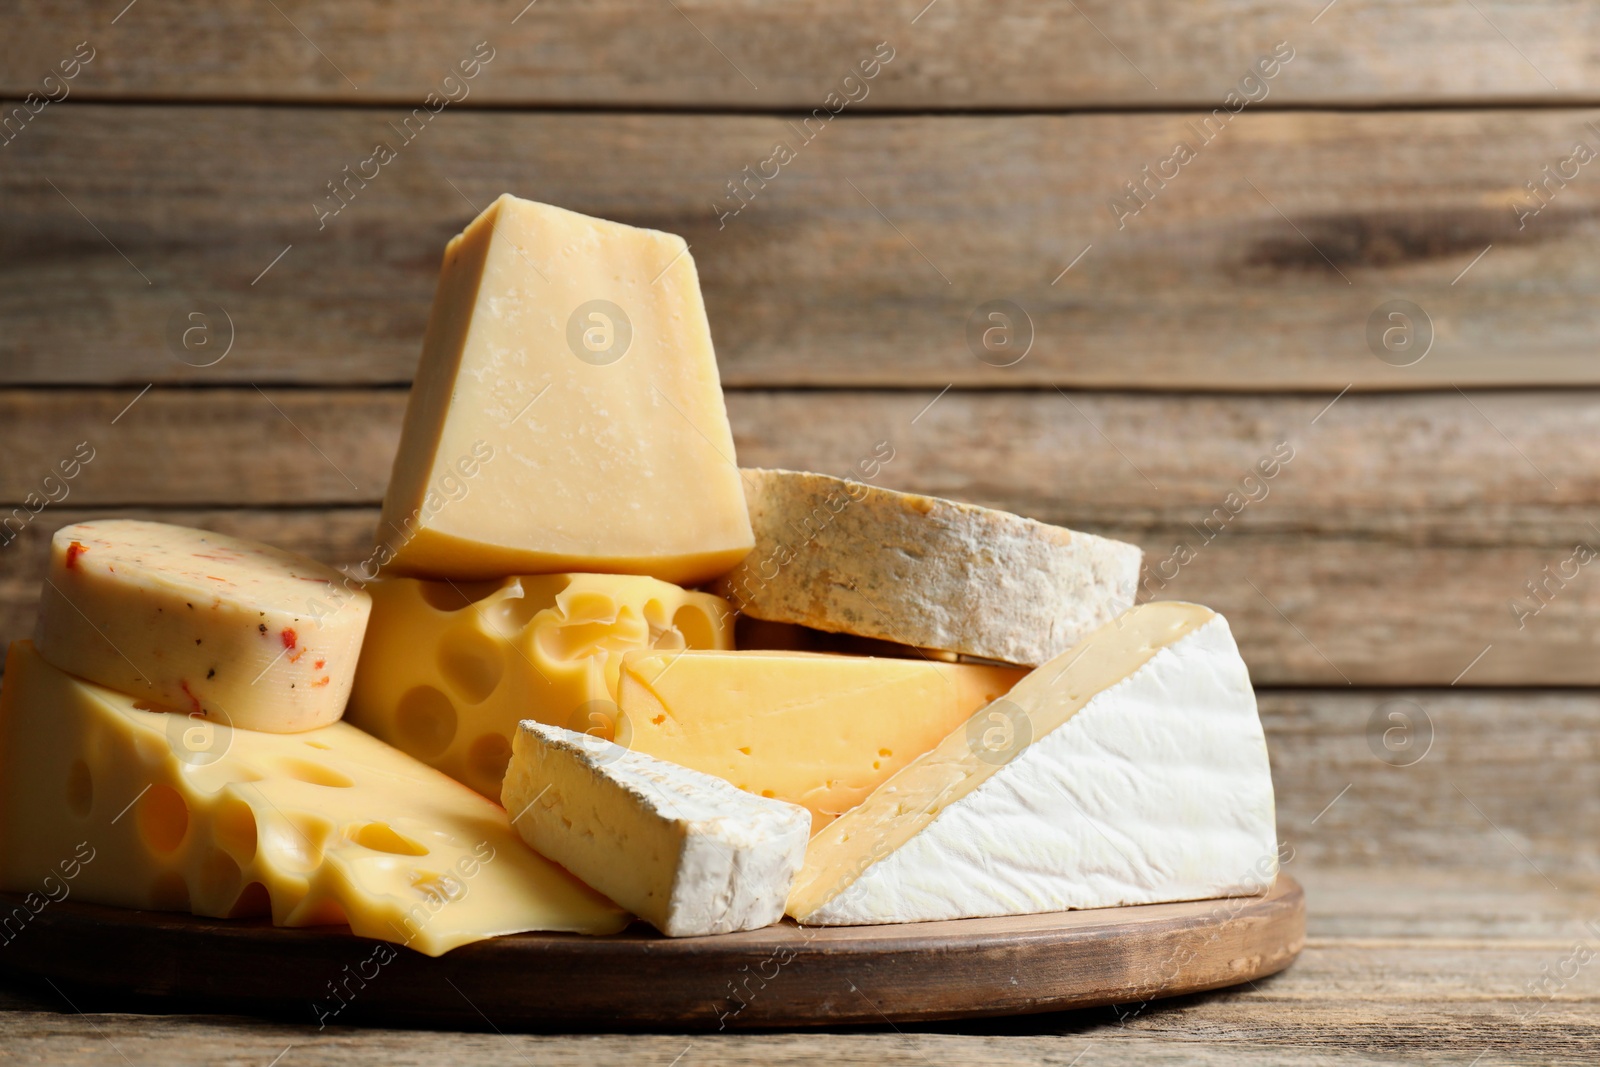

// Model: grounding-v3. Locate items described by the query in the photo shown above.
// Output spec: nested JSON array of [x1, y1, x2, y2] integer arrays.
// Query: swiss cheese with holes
[[347, 574, 734, 797], [0, 641, 626, 956]]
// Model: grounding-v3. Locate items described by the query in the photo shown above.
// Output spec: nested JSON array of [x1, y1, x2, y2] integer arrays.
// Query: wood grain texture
[[5, 1, 1600, 108], [1, 925, 1597, 1062], [3, 387, 1597, 684], [5, 106, 1600, 388], [0, 879, 1302, 1029]]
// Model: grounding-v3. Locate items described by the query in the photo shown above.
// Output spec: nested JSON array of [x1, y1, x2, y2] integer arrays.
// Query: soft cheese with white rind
[[787, 602, 1278, 925], [34, 519, 370, 733], [504, 721, 810, 937], [0, 641, 627, 955], [715, 469, 1142, 667]]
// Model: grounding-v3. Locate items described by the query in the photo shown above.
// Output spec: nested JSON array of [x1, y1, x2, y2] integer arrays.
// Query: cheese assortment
[[615, 650, 1025, 828], [716, 469, 1143, 666], [0, 642, 625, 955], [346, 573, 734, 797], [503, 721, 810, 936], [0, 193, 1281, 959], [787, 602, 1277, 925], [34, 519, 371, 733]]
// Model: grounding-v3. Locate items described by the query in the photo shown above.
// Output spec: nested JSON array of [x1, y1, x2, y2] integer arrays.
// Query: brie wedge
[[787, 601, 1278, 926], [504, 721, 811, 937]]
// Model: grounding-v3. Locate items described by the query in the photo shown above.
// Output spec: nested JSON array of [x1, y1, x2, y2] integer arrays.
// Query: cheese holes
[[227, 881, 272, 919], [670, 604, 719, 651], [214, 798, 258, 862], [394, 685, 458, 759], [138, 783, 189, 853], [418, 579, 500, 612], [438, 629, 503, 704], [66, 759, 93, 817], [149, 871, 191, 911], [468, 732, 513, 790], [298, 897, 349, 927], [350, 822, 429, 856], [279, 758, 354, 788], [198, 849, 241, 906]]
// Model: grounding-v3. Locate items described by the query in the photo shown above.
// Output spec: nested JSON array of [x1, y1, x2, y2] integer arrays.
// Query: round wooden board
[[0, 876, 1303, 1030]]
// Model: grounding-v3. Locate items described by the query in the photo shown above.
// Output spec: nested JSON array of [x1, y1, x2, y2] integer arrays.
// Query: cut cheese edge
[[504, 721, 810, 937], [0, 641, 626, 955], [616, 650, 1026, 830], [376, 193, 754, 585], [787, 602, 1279, 925], [715, 469, 1142, 667], [34, 519, 371, 733], [347, 574, 734, 798]]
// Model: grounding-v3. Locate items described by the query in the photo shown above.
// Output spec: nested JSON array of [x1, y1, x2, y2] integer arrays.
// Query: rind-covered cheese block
[[376, 193, 754, 585], [617, 650, 1026, 829], [0, 641, 627, 955], [348, 574, 734, 798], [715, 469, 1141, 667], [504, 721, 809, 937], [787, 602, 1278, 925], [34, 519, 370, 733]]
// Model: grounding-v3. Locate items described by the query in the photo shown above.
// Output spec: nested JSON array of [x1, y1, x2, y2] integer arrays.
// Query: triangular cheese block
[[0, 641, 626, 955], [787, 602, 1279, 925]]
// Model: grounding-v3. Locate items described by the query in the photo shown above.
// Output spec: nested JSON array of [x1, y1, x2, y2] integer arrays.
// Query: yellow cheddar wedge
[[376, 194, 754, 585], [616, 650, 1027, 830], [0, 641, 627, 955], [347, 574, 734, 798]]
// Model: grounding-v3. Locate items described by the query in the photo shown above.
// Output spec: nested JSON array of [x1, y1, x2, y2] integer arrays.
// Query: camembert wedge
[[504, 721, 810, 937], [787, 602, 1278, 925], [0, 641, 626, 955]]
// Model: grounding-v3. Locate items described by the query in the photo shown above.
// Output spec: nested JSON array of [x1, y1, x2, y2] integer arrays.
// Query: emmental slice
[[714, 469, 1142, 667], [34, 520, 370, 733], [787, 602, 1279, 926], [616, 650, 1026, 830], [347, 574, 734, 798], [376, 193, 754, 585], [504, 721, 810, 937], [0, 641, 627, 956]]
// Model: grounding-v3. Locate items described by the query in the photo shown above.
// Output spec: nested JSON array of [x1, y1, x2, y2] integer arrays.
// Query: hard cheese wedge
[[787, 602, 1278, 925], [616, 650, 1027, 830], [716, 469, 1142, 667], [34, 519, 370, 733], [376, 193, 754, 585], [504, 721, 810, 937], [0, 641, 626, 955], [348, 574, 734, 798]]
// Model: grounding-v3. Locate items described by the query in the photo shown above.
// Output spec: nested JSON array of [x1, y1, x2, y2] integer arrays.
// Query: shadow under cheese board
[[0, 876, 1303, 1030]]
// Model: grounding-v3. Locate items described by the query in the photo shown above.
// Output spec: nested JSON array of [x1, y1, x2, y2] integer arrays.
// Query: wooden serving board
[[0, 877, 1302, 1029]]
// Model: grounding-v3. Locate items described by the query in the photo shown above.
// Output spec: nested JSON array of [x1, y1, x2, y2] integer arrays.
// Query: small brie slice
[[787, 601, 1279, 926], [504, 721, 811, 937]]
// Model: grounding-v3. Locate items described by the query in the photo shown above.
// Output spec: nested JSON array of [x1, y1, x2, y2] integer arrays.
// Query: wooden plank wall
[[3, 1, 1599, 1054]]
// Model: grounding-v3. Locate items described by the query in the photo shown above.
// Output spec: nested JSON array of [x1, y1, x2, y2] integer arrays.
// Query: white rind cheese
[[788, 603, 1278, 926], [504, 721, 810, 937], [715, 469, 1141, 667]]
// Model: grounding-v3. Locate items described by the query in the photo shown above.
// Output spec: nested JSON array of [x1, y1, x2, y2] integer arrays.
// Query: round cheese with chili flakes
[[34, 519, 371, 733]]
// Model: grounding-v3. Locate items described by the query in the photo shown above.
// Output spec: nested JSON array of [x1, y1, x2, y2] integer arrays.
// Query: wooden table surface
[[3, 1, 1598, 1061]]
